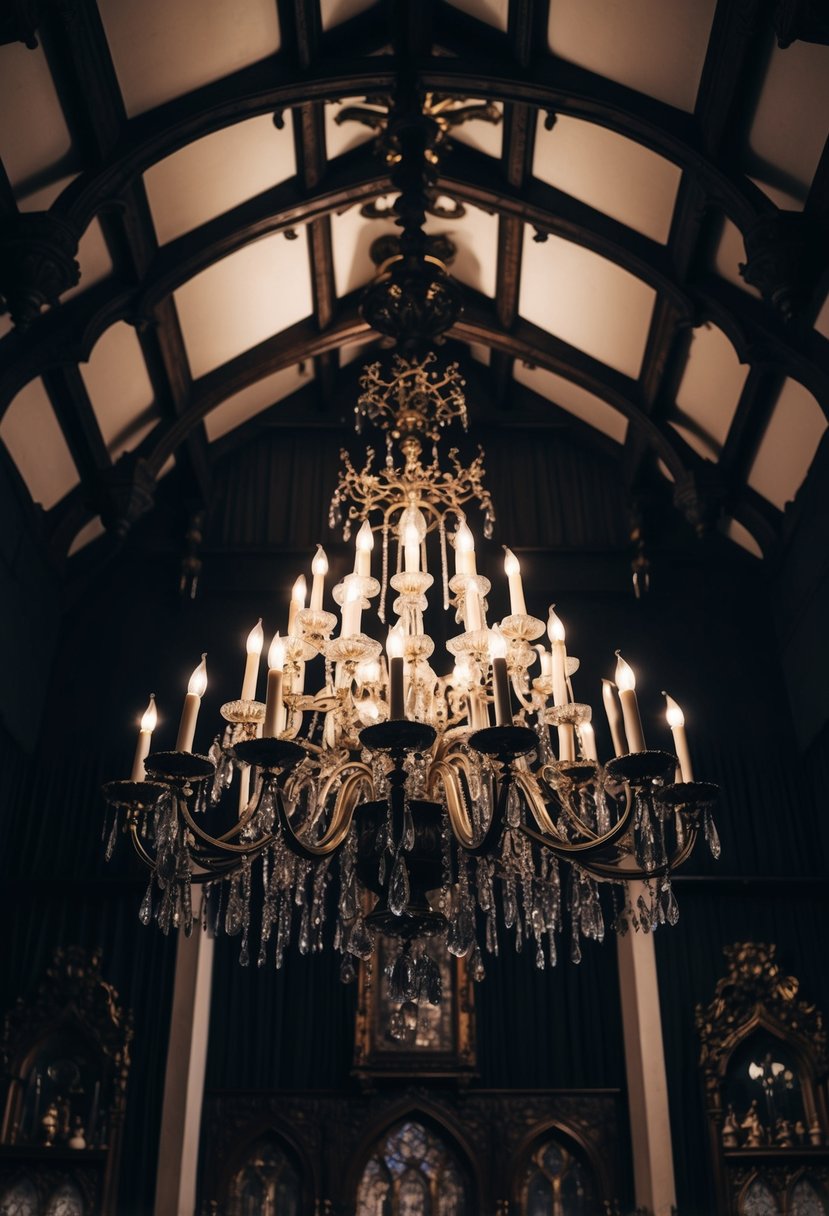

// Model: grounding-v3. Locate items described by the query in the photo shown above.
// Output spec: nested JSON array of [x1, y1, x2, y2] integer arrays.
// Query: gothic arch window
[[355, 1119, 470, 1216], [790, 1176, 829, 1215], [227, 1133, 301, 1216], [516, 1134, 598, 1216], [740, 1177, 779, 1216], [0, 1177, 38, 1216]]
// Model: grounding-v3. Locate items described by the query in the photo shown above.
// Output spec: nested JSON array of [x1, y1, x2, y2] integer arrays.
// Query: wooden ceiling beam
[[41, 364, 111, 488], [718, 363, 786, 486]]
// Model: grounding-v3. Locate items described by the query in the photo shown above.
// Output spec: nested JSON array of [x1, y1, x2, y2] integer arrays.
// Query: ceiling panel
[[671, 323, 748, 459], [518, 229, 656, 378], [815, 293, 829, 341], [0, 378, 79, 510], [720, 516, 763, 559], [0, 42, 73, 193], [80, 322, 157, 460], [445, 0, 509, 32], [205, 364, 314, 441], [332, 199, 498, 299], [145, 114, 296, 245], [68, 515, 106, 556], [174, 229, 313, 378], [533, 114, 681, 243], [514, 363, 629, 444], [99, 0, 281, 117], [748, 40, 829, 203], [548, 0, 716, 113], [748, 378, 827, 510], [450, 101, 504, 159], [320, 0, 377, 30]]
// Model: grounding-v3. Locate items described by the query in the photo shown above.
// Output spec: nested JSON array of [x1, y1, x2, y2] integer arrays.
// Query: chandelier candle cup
[[131, 694, 157, 780], [663, 692, 694, 781], [489, 626, 512, 726], [310, 546, 328, 611], [264, 634, 286, 737], [615, 652, 646, 754], [355, 520, 374, 577], [240, 620, 264, 701], [504, 549, 527, 617], [176, 655, 207, 752], [387, 625, 406, 719], [602, 679, 627, 757], [288, 576, 307, 636]]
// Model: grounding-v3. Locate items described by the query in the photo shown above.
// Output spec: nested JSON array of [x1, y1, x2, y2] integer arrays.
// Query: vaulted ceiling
[[1, 0, 828, 565]]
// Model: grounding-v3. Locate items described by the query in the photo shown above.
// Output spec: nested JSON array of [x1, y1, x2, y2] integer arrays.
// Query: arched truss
[[1, 0, 827, 559]]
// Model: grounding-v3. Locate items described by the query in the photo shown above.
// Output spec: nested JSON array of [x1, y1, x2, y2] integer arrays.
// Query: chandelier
[[102, 84, 719, 1032]]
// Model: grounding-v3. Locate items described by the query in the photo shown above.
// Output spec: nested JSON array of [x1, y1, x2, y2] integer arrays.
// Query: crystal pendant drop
[[388, 855, 411, 916], [139, 877, 154, 926], [704, 808, 721, 859]]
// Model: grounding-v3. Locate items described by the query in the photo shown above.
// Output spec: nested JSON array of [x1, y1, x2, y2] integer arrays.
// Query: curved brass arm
[[276, 765, 373, 860], [516, 771, 635, 858], [573, 823, 700, 883]]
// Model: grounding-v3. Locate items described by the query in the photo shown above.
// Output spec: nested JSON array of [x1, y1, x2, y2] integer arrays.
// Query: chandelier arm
[[513, 770, 565, 838], [178, 798, 275, 855], [274, 768, 373, 861], [509, 677, 536, 713], [127, 821, 163, 871], [517, 786, 636, 857], [533, 768, 633, 844], [427, 758, 476, 846], [574, 823, 701, 883]]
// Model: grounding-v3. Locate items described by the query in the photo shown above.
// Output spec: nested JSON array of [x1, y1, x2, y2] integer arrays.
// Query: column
[[154, 890, 214, 1216], [616, 883, 677, 1216]]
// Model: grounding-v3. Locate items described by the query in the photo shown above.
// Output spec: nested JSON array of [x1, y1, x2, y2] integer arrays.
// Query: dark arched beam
[[47, 56, 773, 237]]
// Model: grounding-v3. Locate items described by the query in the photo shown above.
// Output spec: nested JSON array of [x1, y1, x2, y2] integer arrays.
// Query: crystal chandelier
[[103, 355, 719, 1012], [102, 85, 719, 1026]]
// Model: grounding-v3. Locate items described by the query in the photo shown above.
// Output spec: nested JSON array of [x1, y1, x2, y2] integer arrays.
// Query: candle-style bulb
[[456, 521, 475, 555], [503, 547, 520, 577], [312, 545, 328, 576], [188, 654, 208, 697], [387, 624, 405, 660], [489, 625, 508, 660], [356, 520, 374, 552], [268, 632, 286, 671], [615, 650, 636, 692], [291, 575, 307, 606], [547, 605, 566, 643], [246, 619, 264, 656], [140, 694, 157, 732], [663, 691, 685, 728], [356, 659, 381, 685]]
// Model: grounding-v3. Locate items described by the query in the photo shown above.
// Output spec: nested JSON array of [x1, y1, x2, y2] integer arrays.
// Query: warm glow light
[[345, 580, 362, 604], [291, 574, 307, 606], [452, 661, 472, 687], [615, 651, 636, 692], [312, 545, 328, 576], [456, 521, 475, 553], [188, 654, 208, 697], [356, 659, 381, 685], [503, 547, 520, 577], [268, 632, 286, 671], [356, 520, 374, 552], [140, 694, 157, 733], [489, 625, 507, 660], [246, 618, 264, 656], [386, 625, 405, 660], [663, 691, 685, 728], [404, 521, 420, 548], [547, 606, 565, 644]]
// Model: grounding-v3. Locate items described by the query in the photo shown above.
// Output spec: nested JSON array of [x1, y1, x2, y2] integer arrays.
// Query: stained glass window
[[356, 1119, 469, 1216], [518, 1136, 596, 1216], [791, 1178, 828, 1216], [227, 1135, 301, 1216], [43, 1182, 84, 1216], [741, 1178, 779, 1216], [0, 1178, 38, 1216]]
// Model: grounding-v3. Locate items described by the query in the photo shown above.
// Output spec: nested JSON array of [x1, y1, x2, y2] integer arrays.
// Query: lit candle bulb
[[489, 626, 512, 726], [263, 633, 286, 737], [131, 694, 157, 780], [454, 520, 477, 575], [356, 659, 381, 687], [240, 619, 263, 701], [602, 679, 627, 757], [547, 607, 568, 707], [288, 575, 307, 635], [354, 520, 374, 577], [578, 720, 598, 762], [387, 625, 406, 719], [403, 520, 420, 573], [341, 579, 363, 638], [503, 548, 527, 616], [615, 651, 646, 753], [176, 655, 207, 752], [663, 691, 694, 781], [535, 646, 553, 679], [310, 546, 328, 611]]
